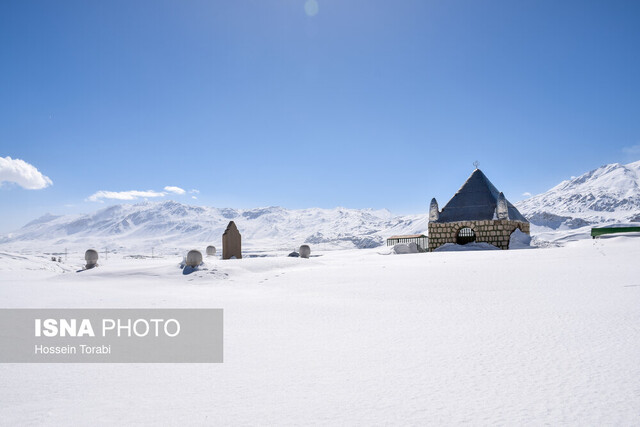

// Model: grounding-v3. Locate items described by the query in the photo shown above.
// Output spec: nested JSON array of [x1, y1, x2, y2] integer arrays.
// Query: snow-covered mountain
[[516, 160, 640, 229], [3, 160, 639, 254], [0, 201, 430, 254]]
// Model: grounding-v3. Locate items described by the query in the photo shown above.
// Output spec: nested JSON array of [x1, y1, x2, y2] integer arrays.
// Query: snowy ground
[[1, 236, 639, 425]]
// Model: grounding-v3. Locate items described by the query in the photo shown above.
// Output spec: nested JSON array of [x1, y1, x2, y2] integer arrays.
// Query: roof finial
[[429, 198, 439, 222], [473, 160, 479, 170]]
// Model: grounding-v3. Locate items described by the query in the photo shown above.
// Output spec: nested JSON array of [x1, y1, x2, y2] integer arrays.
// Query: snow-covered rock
[[392, 242, 419, 254]]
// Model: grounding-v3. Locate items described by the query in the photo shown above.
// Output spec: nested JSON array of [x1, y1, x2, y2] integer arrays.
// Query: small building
[[386, 234, 428, 251], [428, 168, 530, 251]]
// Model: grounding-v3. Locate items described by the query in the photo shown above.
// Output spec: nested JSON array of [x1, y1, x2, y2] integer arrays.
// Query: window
[[456, 227, 476, 245]]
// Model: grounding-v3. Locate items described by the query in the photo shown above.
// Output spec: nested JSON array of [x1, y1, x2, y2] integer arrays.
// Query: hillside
[[515, 160, 640, 229]]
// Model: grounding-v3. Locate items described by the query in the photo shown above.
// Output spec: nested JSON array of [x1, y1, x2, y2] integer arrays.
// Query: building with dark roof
[[428, 168, 530, 251]]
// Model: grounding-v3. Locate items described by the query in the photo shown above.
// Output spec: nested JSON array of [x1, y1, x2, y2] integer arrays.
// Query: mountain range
[[0, 202, 430, 253], [515, 160, 640, 229], [1, 160, 639, 253]]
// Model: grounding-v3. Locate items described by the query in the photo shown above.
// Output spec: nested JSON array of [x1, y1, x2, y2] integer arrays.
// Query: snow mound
[[0, 251, 74, 275], [434, 242, 500, 252], [509, 229, 532, 249], [392, 242, 419, 254]]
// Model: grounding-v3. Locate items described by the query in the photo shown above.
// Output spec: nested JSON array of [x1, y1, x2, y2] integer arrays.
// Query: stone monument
[[186, 249, 203, 267], [299, 245, 311, 259], [222, 221, 242, 259], [85, 249, 99, 269]]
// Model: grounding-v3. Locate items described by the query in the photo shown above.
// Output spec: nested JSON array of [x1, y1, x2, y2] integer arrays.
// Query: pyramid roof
[[435, 169, 528, 223]]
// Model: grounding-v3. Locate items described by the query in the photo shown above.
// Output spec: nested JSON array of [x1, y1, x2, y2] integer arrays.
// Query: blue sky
[[1, 0, 639, 232]]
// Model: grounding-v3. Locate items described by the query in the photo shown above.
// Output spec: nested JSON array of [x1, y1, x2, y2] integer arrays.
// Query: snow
[[509, 228, 532, 249], [2, 160, 639, 254], [434, 242, 500, 251], [516, 160, 640, 229], [593, 222, 640, 228], [1, 237, 639, 424], [392, 242, 419, 254], [0, 201, 427, 254]]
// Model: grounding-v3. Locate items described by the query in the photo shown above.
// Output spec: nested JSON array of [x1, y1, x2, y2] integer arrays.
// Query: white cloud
[[87, 190, 166, 202], [191, 196, 197, 200], [0, 156, 52, 190], [522, 192, 532, 198], [164, 186, 186, 195], [189, 189, 200, 194]]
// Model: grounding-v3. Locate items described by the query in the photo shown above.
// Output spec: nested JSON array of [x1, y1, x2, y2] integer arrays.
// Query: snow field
[[0, 237, 639, 424]]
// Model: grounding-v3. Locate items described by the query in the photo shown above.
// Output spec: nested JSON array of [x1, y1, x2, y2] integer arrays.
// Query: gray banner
[[0, 309, 223, 363]]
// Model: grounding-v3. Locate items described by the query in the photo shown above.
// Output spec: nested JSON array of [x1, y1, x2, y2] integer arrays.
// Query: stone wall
[[428, 220, 530, 251]]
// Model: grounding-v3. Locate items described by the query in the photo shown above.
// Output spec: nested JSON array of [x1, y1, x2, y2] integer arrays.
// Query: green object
[[591, 227, 640, 238]]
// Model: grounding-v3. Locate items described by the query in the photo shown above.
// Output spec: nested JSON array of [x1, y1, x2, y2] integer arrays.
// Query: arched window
[[456, 227, 476, 245]]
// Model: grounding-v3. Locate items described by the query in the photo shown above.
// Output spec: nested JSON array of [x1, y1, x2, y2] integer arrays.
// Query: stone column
[[222, 221, 242, 260]]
